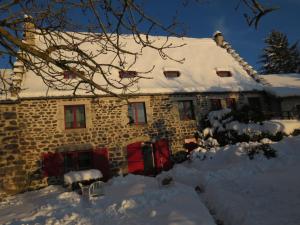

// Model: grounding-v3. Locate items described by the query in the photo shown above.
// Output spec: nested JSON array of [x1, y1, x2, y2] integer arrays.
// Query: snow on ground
[[165, 136, 300, 225], [1, 136, 300, 225], [0, 174, 215, 225]]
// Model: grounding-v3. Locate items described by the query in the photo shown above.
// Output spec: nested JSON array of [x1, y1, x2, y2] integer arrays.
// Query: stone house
[[0, 29, 265, 197], [259, 73, 300, 119]]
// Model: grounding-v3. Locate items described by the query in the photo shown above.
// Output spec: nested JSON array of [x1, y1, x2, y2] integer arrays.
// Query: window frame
[[210, 99, 222, 111], [164, 70, 181, 78], [63, 150, 93, 173], [64, 105, 86, 129], [128, 102, 147, 125], [178, 100, 195, 121], [63, 70, 77, 79], [216, 71, 232, 77], [119, 70, 137, 79], [225, 98, 237, 109]]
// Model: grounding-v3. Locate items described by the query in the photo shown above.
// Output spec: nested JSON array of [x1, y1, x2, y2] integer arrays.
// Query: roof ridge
[[221, 40, 259, 82]]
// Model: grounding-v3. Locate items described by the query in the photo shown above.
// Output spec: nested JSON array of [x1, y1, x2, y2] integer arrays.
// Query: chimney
[[23, 14, 35, 46], [213, 31, 224, 47]]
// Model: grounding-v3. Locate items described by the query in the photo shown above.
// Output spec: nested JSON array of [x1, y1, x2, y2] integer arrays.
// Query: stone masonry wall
[[0, 103, 26, 199], [0, 92, 264, 198]]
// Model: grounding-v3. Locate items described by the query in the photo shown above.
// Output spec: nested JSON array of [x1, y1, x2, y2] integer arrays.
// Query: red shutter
[[127, 142, 144, 174], [93, 148, 110, 181], [154, 139, 172, 172], [42, 152, 64, 177]]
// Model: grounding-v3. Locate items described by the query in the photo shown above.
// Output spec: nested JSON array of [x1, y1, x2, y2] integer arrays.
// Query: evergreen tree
[[260, 30, 300, 74]]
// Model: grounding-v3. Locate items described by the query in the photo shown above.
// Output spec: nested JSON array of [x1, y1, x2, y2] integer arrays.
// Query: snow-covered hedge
[[201, 108, 300, 147]]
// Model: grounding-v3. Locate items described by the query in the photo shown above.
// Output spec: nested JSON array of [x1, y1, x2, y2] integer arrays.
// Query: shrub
[[228, 105, 269, 123], [247, 144, 277, 160], [171, 151, 189, 164]]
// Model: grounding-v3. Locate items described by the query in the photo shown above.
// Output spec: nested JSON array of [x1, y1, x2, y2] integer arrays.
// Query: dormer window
[[63, 70, 77, 79], [119, 70, 137, 78], [164, 71, 181, 78], [216, 71, 232, 77]]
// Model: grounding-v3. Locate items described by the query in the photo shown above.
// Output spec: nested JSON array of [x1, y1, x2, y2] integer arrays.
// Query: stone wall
[[0, 92, 264, 198], [0, 103, 25, 199]]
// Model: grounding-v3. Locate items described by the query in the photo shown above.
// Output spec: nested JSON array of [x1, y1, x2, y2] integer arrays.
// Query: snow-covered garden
[[1, 132, 300, 225]]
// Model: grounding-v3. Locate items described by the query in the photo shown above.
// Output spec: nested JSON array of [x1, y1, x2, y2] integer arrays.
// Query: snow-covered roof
[[259, 73, 300, 97], [18, 34, 262, 98]]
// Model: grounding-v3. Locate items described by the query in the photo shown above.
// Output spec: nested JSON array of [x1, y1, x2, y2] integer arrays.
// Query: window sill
[[64, 127, 87, 133], [129, 123, 148, 127]]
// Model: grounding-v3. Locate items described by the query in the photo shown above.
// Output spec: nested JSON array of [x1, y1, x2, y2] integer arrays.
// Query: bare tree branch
[[0, 0, 277, 99]]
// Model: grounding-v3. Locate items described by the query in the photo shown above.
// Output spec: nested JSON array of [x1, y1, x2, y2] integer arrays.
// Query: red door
[[127, 142, 144, 174], [153, 139, 171, 172]]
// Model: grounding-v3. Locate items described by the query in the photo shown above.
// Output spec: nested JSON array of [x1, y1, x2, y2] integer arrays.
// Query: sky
[[1, 0, 299, 71], [141, 0, 300, 70]]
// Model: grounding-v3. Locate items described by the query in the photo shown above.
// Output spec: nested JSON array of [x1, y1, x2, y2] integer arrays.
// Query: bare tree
[[236, 0, 278, 29], [0, 0, 276, 99]]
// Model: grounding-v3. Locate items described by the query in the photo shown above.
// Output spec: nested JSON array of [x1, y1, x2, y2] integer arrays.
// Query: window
[[119, 70, 137, 78], [63, 151, 92, 172], [164, 71, 180, 78], [248, 97, 261, 110], [226, 98, 236, 109], [216, 71, 232, 77], [64, 105, 86, 129], [210, 99, 222, 110], [178, 100, 195, 120], [63, 70, 77, 79], [78, 152, 92, 170], [128, 102, 147, 124]]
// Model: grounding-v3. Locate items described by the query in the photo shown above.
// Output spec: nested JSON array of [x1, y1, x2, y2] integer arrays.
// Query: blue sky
[[1, 0, 299, 70], [142, 0, 300, 70]]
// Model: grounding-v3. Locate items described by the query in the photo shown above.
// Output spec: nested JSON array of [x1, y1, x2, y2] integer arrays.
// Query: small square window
[[164, 71, 180, 78], [128, 102, 147, 125], [210, 99, 222, 111], [119, 70, 137, 78], [64, 105, 86, 129], [178, 100, 195, 120], [63, 71, 77, 79], [225, 98, 236, 109], [216, 71, 232, 77]]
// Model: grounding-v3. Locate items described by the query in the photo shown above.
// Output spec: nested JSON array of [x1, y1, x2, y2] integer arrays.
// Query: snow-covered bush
[[200, 108, 287, 147], [171, 151, 189, 164], [247, 144, 277, 160]]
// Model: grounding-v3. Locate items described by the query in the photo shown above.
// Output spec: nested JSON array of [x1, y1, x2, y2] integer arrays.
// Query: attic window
[[119, 70, 137, 78], [216, 71, 232, 77], [63, 71, 77, 79], [164, 71, 181, 78]]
